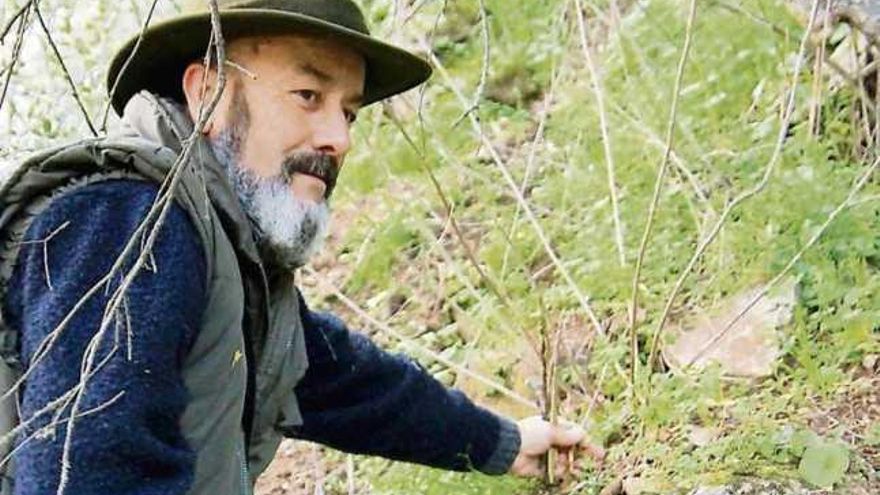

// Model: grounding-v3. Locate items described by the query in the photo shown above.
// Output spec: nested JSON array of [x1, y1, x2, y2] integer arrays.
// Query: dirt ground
[[255, 440, 338, 495]]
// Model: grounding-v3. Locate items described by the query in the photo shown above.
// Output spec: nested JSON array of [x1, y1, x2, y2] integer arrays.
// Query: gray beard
[[209, 132, 330, 272]]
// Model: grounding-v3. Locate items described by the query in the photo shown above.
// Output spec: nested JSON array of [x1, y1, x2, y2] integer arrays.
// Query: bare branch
[[0, 0, 31, 42], [423, 44, 605, 336], [0, 2, 31, 115], [100, 0, 162, 130], [17, 220, 70, 291], [574, 0, 626, 267], [55, 2, 229, 492], [501, 64, 560, 277], [627, 0, 698, 384], [450, 0, 490, 128], [645, 0, 823, 369], [382, 104, 542, 356], [32, 1, 97, 136]]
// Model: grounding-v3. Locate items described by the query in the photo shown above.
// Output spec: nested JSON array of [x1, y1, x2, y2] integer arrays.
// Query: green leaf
[[798, 442, 850, 488]]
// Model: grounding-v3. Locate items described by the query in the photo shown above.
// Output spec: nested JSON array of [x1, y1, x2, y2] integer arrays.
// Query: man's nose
[[311, 108, 352, 159]]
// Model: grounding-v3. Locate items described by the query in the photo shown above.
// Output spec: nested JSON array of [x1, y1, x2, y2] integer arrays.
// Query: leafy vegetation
[[315, 0, 879, 493]]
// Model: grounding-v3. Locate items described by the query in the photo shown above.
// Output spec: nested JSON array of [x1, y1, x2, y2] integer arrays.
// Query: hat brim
[[107, 9, 433, 116]]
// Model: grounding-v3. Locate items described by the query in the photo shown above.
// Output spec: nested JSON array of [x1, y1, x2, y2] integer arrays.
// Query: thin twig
[[501, 64, 560, 278], [383, 105, 542, 355], [646, 0, 823, 370], [424, 44, 605, 336], [627, 0, 698, 386], [55, 2, 229, 492], [574, 0, 626, 267], [0, 0, 31, 41], [303, 266, 538, 411], [686, 153, 880, 368], [610, 100, 714, 216], [451, 0, 490, 128], [17, 220, 70, 291], [100, 0, 161, 130], [32, 1, 97, 136], [0, 3, 30, 115], [539, 299, 560, 484], [808, 1, 831, 138]]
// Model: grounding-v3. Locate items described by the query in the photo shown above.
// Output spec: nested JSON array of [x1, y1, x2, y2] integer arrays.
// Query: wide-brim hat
[[107, 0, 433, 116]]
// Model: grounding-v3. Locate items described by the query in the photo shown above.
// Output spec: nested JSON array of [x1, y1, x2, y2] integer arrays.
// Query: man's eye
[[293, 90, 319, 104], [345, 110, 358, 124]]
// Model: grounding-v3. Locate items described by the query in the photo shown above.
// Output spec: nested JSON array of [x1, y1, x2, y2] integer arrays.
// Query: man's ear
[[181, 62, 215, 133]]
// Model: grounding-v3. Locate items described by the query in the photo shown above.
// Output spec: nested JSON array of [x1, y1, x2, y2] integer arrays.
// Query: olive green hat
[[107, 0, 432, 115]]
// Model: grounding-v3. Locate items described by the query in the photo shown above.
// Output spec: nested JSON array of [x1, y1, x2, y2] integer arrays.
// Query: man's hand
[[509, 416, 605, 477]]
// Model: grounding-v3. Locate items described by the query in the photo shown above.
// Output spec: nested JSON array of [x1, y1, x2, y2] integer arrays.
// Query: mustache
[[280, 151, 339, 199]]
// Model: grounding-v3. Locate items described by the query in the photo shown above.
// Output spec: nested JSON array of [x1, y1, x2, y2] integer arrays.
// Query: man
[[0, 1, 594, 493]]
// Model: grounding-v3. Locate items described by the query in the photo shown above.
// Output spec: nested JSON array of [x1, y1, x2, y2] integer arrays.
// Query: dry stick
[[5, 166, 182, 400], [539, 300, 560, 485], [500, 64, 560, 278], [873, 49, 880, 150], [424, 47, 604, 336], [852, 31, 875, 150], [4, 157, 193, 403], [16, 220, 70, 291], [55, 3, 229, 493], [808, 0, 831, 138], [451, 0, 490, 128], [383, 108, 542, 356], [0, 3, 30, 114], [609, 100, 714, 216], [346, 454, 356, 495], [32, 1, 97, 136], [0, 334, 126, 472], [574, 0, 625, 267], [627, 0, 698, 386], [686, 153, 880, 368], [0, 0, 31, 41], [100, 0, 162, 130], [303, 266, 538, 411], [645, 0, 823, 370]]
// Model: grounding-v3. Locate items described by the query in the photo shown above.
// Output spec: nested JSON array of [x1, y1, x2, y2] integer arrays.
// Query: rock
[[862, 354, 878, 371], [689, 477, 813, 495], [691, 487, 729, 495], [622, 477, 650, 495], [663, 280, 796, 378], [687, 425, 719, 448]]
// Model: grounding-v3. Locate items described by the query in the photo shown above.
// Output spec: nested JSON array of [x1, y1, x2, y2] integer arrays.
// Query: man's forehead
[[232, 34, 365, 78]]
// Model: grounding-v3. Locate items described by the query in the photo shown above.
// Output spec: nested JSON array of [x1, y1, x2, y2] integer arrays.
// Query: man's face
[[210, 34, 366, 202], [187, 34, 365, 270]]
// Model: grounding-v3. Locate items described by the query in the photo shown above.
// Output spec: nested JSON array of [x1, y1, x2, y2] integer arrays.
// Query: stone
[[687, 425, 720, 448], [663, 280, 797, 378], [691, 487, 729, 495]]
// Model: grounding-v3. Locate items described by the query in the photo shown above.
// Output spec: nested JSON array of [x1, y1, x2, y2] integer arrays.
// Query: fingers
[[550, 422, 585, 447], [509, 455, 544, 477], [580, 441, 606, 462]]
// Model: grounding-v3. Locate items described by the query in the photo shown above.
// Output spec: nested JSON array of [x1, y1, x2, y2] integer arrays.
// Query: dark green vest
[[0, 92, 309, 495]]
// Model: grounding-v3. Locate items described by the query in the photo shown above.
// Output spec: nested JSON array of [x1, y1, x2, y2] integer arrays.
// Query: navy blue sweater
[[4, 179, 519, 494]]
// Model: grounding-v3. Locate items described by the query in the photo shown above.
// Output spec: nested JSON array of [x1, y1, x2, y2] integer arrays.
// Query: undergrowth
[[305, 0, 879, 493]]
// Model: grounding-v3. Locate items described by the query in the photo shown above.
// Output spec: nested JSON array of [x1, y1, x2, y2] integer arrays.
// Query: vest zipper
[[238, 442, 253, 495]]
